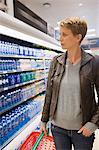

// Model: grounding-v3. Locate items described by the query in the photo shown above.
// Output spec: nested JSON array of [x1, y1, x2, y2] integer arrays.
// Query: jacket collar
[[80, 49, 94, 67], [57, 49, 94, 66], [57, 51, 67, 65]]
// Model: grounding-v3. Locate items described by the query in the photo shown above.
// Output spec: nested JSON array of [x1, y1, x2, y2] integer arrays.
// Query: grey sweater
[[51, 58, 97, 132]]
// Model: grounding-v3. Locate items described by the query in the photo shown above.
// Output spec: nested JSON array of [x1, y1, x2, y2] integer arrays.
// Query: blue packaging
[[5, 74, 9, 87], [0, 122, 3, 139], [0, 75, 3, 89], [0, 59, 2, 71], [10, 74, 15, 86], [19, 46, 23, 55], [0, 95, 3, 111], [6, 93, 11, 107], [2, 116, 7, 136], [0, 95, 4, 110], [16, 74, 21, 84]]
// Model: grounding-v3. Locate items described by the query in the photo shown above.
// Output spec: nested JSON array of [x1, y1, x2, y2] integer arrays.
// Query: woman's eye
[[63, 33, 68, 36]]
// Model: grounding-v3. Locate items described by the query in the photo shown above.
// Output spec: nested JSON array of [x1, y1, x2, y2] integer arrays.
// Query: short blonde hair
[[60, 16, 87, 42]]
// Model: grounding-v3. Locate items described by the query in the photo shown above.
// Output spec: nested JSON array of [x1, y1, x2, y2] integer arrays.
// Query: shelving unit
[[0, 10, 63, 150], [0, 54, 53, 60], [2, 113, 42, 150], [0, 78, 45, 92], [0, 68, 45, 75], [0, 89, 45, 116]]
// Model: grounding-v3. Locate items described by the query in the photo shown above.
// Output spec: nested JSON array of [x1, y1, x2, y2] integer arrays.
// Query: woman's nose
[[60, 36, 63, 42]]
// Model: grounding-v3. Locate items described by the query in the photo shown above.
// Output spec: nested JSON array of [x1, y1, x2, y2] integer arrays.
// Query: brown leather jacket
[[41, 50, 99, 127]]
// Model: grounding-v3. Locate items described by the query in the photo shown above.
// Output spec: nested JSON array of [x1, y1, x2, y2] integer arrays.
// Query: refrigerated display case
[[0, 10, 63, 150]]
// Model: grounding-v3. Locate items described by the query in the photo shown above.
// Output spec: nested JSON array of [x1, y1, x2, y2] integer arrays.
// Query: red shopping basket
[[19, 131, 56, 150]]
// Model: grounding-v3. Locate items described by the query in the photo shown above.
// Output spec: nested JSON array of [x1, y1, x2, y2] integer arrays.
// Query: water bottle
[[12, 59, 16, 70], [5, 114, 11, 133], [6, 42, 9, 55], [0, 59, 2, 71], [0, 95, 3, 111], [10, 74, 15, 86], [17, 74, 21, 84], [8, 112, 12, 130], [1, 41, 4, 55], [14, 110, 19, 127], [2, 116, 7, 136], [7, 59, 10, 71], [0, 44, 1, 56], [19, 45, 23, 55], [11, 112, 15, 129], [4, 95, 8, 109], [6, 93, 12, 107], [0, 122, 3, 139], [11, 91, 15, 104], [5, 74, 9, 87], [16, 59, 20, 70], [2, 74, 5, 88], [0, 95, 4, 111], [0, 74, 3, 89], [2, 59, 5, 71], [14, 74, 17, 85]]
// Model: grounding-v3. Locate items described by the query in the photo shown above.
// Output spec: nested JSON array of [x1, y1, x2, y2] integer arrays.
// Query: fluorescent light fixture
[[55, 26, 59, 30], [57, 21, 61, 25], [43, 2, 51, 8], [87, 29, 96, 33], [86, 34, 96, 37], [78, 3, 83, 6]]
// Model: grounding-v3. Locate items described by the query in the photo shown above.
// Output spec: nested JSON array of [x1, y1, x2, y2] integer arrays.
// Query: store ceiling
[[19, 0, 99, 37]]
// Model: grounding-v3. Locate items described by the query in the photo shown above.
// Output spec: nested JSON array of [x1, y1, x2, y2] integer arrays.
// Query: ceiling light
[[78, 3, 83, 7], [43, 2, 51, 8], [55, 26, 59, 30], [87, 29, 96, 33], [86, 34, 96, 38], [57, 21, 61, 25]]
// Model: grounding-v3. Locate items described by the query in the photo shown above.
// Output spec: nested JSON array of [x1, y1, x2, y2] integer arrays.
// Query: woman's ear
[[77, 34, 82, 42]]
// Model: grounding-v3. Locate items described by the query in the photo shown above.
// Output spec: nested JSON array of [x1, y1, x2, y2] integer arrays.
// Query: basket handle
[[32, 132, 44, 150]]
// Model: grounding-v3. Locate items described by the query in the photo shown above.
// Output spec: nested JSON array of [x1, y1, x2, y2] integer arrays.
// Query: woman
[[40, 17, 99, 150]]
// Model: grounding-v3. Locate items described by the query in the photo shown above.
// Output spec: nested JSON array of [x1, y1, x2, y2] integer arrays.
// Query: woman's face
[[60, 26, 80, 50]]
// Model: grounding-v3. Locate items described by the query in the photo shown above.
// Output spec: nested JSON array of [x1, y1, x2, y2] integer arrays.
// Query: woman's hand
[[40, 126, 48, 136], [78, 127, 92, 137]]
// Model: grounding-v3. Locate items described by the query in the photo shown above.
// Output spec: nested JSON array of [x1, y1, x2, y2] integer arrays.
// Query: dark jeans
[[51, 124, 95, 150]]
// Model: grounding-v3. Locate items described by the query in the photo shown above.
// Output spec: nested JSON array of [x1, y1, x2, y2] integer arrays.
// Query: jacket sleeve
[[91, 56, 99, 127], [41, 56, 57, 123]]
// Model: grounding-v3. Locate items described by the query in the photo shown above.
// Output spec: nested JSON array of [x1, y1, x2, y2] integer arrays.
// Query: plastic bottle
[[0, 95, 4, 111], [11, 91, 15, 104], [0, 74, 3, 89], [0, 59, 2, 71], [6, 93, 12, 107], [0, 40, 2, 55], [0, 122, 3, 139], [2, 74, 5, 88], [0, 95, 3, 111], [5, 74, 9, 87], [17, 59, 20, 70], [10, 74, 15, 86], [16, 89, 20, 102], [5, 114, 11, 133], [1, 41, 4, 55], [2, 116, 7, 136]]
